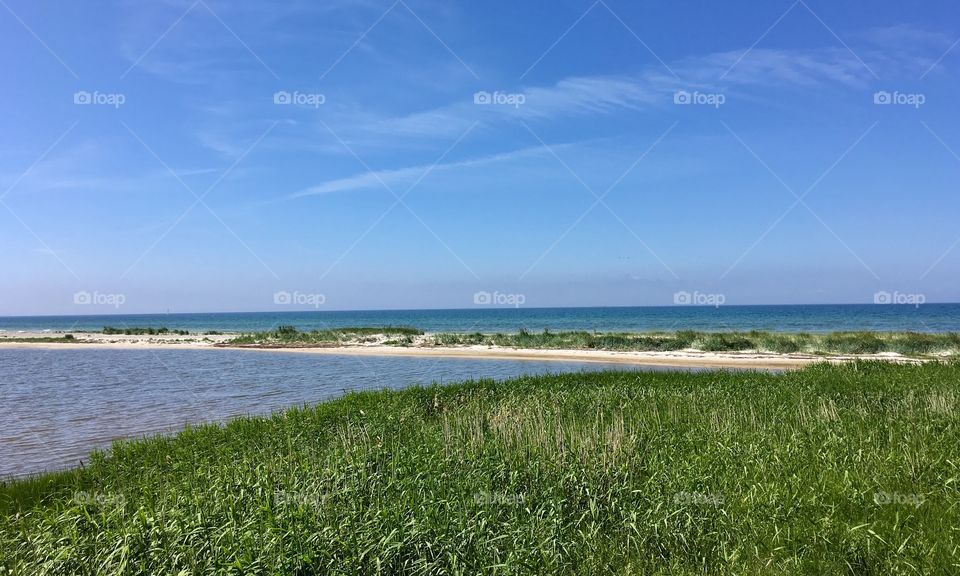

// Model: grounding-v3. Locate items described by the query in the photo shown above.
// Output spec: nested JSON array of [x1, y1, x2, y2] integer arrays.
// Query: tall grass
[[2, 362, 959, 574], [435, 328, 960, 356], [227, 326, 423, 346], [0, 335, 78, 343], [101, 327, 190, 336], [230, 327, 960, 357]]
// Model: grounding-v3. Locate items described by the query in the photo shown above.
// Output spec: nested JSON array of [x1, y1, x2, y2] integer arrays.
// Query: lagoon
[[0, 348, 667, 477]]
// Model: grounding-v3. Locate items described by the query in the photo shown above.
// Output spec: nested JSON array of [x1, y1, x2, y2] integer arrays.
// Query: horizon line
[[1, 301, 956, 319]]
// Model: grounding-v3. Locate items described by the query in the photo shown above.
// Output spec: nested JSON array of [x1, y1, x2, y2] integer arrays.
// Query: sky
[[1, 0, 959, 314]]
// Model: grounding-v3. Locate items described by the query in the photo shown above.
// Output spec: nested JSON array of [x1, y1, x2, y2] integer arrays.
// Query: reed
[[2, 361, 959, 574]]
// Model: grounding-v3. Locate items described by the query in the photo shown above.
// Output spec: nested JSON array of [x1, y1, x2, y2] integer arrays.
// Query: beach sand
[[0, 332, 925, 369]]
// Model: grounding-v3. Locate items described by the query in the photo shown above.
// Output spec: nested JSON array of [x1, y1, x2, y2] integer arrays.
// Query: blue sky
[[1, 0, 959, 314]]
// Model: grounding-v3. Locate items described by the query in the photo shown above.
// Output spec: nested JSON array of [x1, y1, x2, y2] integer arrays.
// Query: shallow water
[[0, 348, 690, 478]]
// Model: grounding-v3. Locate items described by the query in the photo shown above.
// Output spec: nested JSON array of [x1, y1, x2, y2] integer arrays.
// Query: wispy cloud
[[853, 24, 954, 51], [117, 0, 451, 84], [330, 41, 931, 144], [0, 140, 220, 197], [278, 35, 941, 199], [290, 142, 573, 198], [517, 76, 661, 118]]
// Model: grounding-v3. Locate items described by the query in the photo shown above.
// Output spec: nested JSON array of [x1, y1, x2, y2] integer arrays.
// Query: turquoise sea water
[[0, 304, 957, 333]]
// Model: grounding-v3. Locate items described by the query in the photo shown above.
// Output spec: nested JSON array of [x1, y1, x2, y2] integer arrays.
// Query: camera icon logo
[[673, 290, 691, 305], [73, 291, 92, 305], [273, 91, 292, 105], [873, 91, 891, 105], [473, 91, 492, 105], [473, 291, 492, 305], [73, 91, 92, 105], [673, 90, 691, 105], [873, 291, 892, 304], [273, 291, 292, 305]]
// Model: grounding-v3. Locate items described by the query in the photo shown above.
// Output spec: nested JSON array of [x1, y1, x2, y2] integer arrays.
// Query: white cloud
[[0, 140, 219, 197], [290, 143, 572, 198], [333, 41, 920, 144]]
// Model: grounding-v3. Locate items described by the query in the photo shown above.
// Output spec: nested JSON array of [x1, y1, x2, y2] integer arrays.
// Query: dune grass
[[226, 327, 960, 357], [7, 326, 958, 357], [101, 327, 190, 336], [2, 361, 959, 574], [433, 329, 960, 356], [226, 326, 423, 346], [0, 334, 79, 343]]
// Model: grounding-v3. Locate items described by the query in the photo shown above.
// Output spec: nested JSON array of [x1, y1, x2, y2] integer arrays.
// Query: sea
[[1, 303, 958, 334]]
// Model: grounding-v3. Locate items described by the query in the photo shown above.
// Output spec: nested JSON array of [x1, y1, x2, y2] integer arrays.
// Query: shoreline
[[0, 333, 928, 369]]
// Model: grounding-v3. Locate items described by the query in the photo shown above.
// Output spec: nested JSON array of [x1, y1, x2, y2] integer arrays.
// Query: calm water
[[1, 348, 684, 478], [3, 304, 957, 478], [1, 304, 958, 333]]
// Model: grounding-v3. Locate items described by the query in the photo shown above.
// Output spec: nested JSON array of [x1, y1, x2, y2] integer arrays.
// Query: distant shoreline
[[0, 330, 935, 370]]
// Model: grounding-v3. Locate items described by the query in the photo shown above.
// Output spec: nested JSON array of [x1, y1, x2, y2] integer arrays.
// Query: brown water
[[0, 348, 685, 478]]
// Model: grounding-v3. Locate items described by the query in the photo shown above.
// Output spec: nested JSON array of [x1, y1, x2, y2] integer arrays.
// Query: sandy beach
[[0, 331, 925, 369]]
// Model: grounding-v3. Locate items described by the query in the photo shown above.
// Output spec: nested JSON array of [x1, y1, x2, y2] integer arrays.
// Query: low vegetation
[[226, 326, 423, 346], [433, 329, 960, 356], [226, 327, 960, 357], [101, 327, 190, 336], [5, 326, 958, 357], [0, 334, 78, 344], [1, 362, 958, 574]]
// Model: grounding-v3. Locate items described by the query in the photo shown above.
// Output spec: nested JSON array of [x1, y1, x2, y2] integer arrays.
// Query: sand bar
[[0, 332, 927, 370]]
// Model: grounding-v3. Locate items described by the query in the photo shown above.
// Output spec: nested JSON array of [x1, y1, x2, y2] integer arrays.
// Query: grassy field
[[2, 362, 959, 574], [226, 326, 960, 357]]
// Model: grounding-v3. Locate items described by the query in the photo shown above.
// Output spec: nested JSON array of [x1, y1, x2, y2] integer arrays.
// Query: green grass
[[10, 327, 958, 358], [2, 362, 959, 574], [0, 334, 78, 343], [101, 327, 190, 336], [228, 327, 960, 357], [443, 329, 957, 356], [226, 326, 423, 346]]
